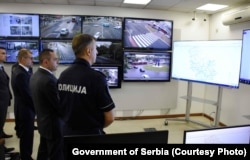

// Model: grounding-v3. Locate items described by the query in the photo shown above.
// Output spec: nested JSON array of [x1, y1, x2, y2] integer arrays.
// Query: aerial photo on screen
[[40, 15, 81, 38], [123, 18, 172, 50], [123, 52, 171, 81], [82, 16, 122, 40]]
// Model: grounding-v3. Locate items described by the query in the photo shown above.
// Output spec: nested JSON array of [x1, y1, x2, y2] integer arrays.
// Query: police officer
[[58, 34, 115, 135]]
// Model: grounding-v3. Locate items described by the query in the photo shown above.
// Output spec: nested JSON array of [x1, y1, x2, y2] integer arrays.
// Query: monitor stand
[[165, 81, 223, 128]]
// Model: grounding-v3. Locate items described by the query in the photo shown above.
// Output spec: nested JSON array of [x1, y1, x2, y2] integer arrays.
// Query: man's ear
[[86, 47, 91, 56]]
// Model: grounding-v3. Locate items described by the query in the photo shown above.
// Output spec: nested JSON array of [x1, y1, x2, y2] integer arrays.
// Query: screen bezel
[[122, 17, 173, 51], [0, 13, 40, 38], [82, 15, 123, 41], [123, 50, 172, 82], [92, 64, 122, 89]]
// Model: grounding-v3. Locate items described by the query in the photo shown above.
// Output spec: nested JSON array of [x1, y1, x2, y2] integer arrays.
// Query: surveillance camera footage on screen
[[123, 51, 171, 82], [40, 14, 81, 39], [123, 17, 173, 51]]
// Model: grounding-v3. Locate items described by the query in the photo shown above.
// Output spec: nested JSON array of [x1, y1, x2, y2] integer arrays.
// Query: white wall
[[6, 3, 246, 123], [204, 10, 250, 126]]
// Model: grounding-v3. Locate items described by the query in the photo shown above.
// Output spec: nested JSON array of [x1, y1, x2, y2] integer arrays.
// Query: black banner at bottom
[[64, 144, 250, 159]]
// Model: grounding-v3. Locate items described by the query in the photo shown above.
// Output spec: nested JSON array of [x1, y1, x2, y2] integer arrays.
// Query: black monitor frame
[[64, 130, 168, 144]]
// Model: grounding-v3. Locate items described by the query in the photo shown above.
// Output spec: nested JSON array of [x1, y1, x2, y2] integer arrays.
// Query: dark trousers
[[0, 105, 8, 138], [18, 119, 34, 160], [37, 135, 64, 160]]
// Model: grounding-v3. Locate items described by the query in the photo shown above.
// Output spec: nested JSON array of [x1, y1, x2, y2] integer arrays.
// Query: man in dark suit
[[0, 47, 14, 153], [30, 49, 64, 160], [11, 49, 35, 160]]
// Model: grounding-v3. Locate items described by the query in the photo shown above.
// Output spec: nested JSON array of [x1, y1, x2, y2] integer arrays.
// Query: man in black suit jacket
[[0, 47, 15, 153], [0, 47, 13, 138], [30, 49, 64, 160], [11, 49, 35, 160]]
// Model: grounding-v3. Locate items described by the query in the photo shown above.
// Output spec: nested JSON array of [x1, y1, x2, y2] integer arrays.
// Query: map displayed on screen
[[172, 40, 242, 88]]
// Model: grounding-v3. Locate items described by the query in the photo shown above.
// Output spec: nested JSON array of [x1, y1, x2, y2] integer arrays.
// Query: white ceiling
[[1, 0, 250, 14]]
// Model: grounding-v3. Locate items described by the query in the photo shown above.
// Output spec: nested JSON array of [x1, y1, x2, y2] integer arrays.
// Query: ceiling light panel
[[197, 3, 228, 11], [123, 0, 151, 5]]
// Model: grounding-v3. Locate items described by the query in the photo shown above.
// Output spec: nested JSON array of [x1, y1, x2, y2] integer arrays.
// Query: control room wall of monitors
[[40, 14, 82, 39], [123, 51, 171, 82], [123, 17, 173, 51], [92, 65, 122, 88], [240, 29, 250, 84], [82, 16, 123, 41], [183, 125, 250, 144], [0, 13, 39, 38], [0, 39, 40, 63], [40, 40, 75, 64], [172, 40, 242, 88]]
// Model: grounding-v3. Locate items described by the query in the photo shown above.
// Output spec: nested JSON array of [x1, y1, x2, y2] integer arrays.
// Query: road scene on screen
[[123, 19, 172, 50], [82, 16, 122, 40], [40, 15, 81, 38], [123, 52, 171, 81]]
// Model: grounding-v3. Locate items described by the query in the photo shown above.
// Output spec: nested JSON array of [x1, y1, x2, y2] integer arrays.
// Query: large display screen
[[0, 39, 39, 63], [172, 40, 242, 88], [0, 13, 39, 37], [123, 51, 171, 81], [82, 16, 123, 40], [183, 125, 250, 144], [123, 17, 173, 51], [95, 41, 123, 65], [40, 14, 82, 39], [240, 29, 250, 84], [92, 65, 122, 88], [40, 40, 75, 64]]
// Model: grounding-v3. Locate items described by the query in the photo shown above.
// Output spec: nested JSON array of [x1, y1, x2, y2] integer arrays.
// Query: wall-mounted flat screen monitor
[[123, 51, 171, 82], [123, 17, 173, 51], [0, 13, 39, 38], [40, 40, 75, 64], [0, 39, 39, 63], [172, 40, 242, 88], [40, 14, 82, 39], [240, 29, 250, 85], [95, 41, 123, 65], [82, 16, 123, 40], [92, 65, 122, 88], [183, 125, 250, 144]]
